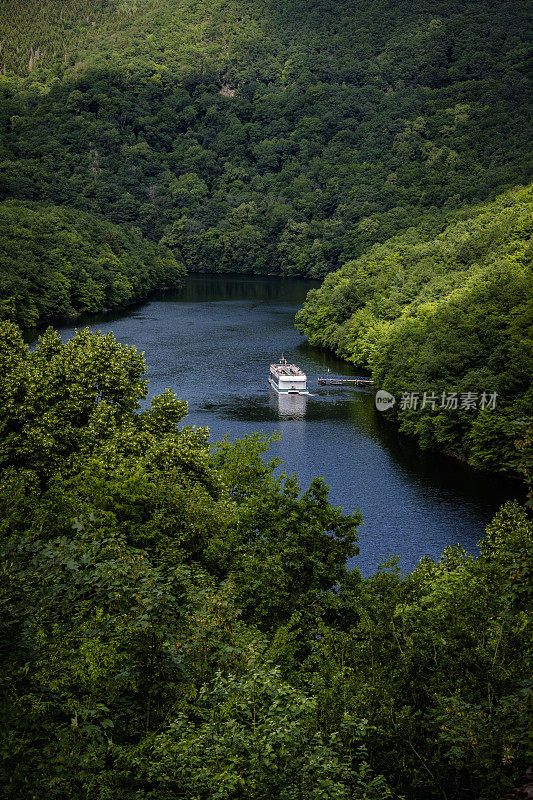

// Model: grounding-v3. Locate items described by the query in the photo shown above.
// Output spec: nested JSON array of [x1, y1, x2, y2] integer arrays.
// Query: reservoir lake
[[53, 275, 520, 576]]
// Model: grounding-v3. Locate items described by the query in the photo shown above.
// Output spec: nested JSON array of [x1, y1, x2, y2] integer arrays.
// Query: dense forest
[[0, 1, 532, 797], [0, 0, 531, 294], [296, 184, 533, 477], [0, 200, 185, 327], [1, 323, 531, 799]]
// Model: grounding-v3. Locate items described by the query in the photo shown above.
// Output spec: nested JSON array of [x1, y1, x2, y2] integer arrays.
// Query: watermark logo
[[375, 390, 396, 411], [376, 389, 498, 412]]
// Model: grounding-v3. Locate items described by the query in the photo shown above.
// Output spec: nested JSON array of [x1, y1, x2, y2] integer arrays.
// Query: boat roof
[[270, 361, 306, 377]]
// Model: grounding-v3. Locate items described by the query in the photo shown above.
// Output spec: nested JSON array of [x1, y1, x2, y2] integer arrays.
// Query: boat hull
[[269, 377, 309, 395]]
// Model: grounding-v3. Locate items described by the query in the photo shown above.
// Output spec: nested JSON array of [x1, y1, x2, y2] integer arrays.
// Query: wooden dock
[[318, 376, 374, 386]]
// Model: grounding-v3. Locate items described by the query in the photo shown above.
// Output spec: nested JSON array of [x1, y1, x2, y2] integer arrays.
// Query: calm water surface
[[54, 275, 519, 575]]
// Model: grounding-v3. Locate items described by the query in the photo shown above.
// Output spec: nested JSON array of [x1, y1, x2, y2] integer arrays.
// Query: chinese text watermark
[[375, 390, 497, 412]]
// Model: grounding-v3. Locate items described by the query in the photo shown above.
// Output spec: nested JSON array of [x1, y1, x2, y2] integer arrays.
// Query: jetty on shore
[[318, 376, 375, 387]]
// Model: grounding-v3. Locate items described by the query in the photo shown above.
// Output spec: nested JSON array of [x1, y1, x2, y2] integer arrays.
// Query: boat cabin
[[269, 357, 308, 394]]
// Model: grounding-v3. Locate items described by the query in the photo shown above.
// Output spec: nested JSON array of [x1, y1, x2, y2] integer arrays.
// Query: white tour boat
[[269, 356, 309, 395]]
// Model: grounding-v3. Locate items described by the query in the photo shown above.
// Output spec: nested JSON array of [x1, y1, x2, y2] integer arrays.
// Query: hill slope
[[296, 184, 533, 475], [0, 200, 184, 327], [0, 0, 531, 276]]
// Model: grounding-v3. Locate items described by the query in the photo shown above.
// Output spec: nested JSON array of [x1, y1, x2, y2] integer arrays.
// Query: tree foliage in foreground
[[0, 322, 531, 799], [296, 184, 533, 478]]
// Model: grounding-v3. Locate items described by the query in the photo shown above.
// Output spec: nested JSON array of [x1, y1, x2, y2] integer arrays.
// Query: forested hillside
[[0, 0, 531, 289], [0, 201, 184, 327], [1, 323, 531, 799], [296, 184, 533, 476]]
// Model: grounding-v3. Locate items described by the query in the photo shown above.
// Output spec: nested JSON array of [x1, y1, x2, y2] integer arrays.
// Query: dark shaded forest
[[0, 0, 531, 293]]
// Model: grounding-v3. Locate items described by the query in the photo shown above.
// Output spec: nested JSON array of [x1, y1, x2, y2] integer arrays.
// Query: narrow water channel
[[53, 275, 520, 575]]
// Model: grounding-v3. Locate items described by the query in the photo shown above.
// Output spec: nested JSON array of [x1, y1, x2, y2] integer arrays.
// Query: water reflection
[[270, 389, 308, 419]]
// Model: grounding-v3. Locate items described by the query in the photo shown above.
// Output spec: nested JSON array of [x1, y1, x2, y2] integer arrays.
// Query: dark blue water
[[53, 275, 519, 575]]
